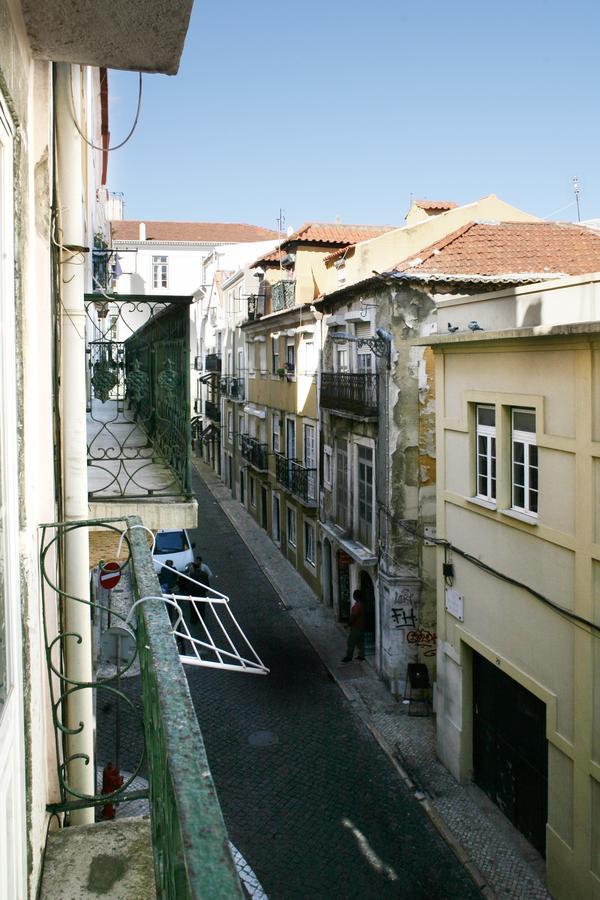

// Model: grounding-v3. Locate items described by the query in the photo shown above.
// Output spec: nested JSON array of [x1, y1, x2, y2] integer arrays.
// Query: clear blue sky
[[107, 0, 600, 231]]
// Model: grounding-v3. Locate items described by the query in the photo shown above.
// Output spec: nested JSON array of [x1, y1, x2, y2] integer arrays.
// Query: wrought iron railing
[[40, 516, 244, 898], [220, 374, 246, 402], [85, 295, 192, 500], [321, 371, 378, 416], [275, 453, 317, 505], [271, 280, 295, 312], [240, 435, 269, 471], [205, 399, 221, 422], [205, 353, 221, 372]]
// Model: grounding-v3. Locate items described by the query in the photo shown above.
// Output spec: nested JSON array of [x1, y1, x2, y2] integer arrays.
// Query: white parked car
[[152, 529, 195, 574]]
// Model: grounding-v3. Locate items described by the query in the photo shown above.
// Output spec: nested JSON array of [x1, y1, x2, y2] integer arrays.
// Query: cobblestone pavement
[[191, 461, 551, 900], [182, 468, 481, 900]]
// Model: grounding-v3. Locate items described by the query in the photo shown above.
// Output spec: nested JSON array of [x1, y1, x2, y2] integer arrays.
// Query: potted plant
[[276, 367, 286, 378]]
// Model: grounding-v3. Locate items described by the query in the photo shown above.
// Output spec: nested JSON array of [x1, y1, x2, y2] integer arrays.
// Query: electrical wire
[[391, 516, 600, 637], [69, 69, 143, 152]]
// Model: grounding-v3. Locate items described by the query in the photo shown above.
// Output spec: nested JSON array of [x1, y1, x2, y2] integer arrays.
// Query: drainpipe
[[55, 63, 95, 824]]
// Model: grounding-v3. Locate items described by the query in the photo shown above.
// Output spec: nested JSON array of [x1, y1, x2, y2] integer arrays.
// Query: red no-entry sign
[[99, 561, 122, 590]]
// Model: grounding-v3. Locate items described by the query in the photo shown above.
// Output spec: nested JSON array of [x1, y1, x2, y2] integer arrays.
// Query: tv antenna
[[572, 176, 581, 222]]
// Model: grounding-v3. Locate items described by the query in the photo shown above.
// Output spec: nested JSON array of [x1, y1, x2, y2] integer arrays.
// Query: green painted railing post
[[128, 516, 244, 899]]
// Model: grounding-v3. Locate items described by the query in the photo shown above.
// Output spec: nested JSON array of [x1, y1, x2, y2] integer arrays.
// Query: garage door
[[473, 652, 547, 856]]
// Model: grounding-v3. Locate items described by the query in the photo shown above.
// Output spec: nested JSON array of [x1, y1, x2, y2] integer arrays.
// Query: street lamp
[[329, 327, 392, 358]]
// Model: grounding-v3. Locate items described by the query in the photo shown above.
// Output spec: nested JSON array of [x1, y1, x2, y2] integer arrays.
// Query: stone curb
[[192, 459, 496, 898]]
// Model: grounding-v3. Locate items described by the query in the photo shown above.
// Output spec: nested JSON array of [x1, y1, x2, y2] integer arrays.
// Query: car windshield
[[154, 532, 188, 554]]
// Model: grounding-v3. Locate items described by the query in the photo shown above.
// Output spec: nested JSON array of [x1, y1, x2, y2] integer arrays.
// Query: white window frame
[[272, 336, 280, 374], [304, 519, 316, 568], [323, 445, 333, 491], [272, 493, 281, 545], [334, 438, 350, 530], [475, 405, 496, 503], [511, 408, 538, 516], [287, 506, 297, 547], [303, 422, 317, 501], [286, 339, 296, 375], [272, 414, 281, 453], [354, 437, 375, 550], [227, 410, 233, 443], [152, 255, 168, 289]]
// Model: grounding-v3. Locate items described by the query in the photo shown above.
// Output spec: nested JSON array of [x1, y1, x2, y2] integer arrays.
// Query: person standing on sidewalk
[[342, 590, 366, 662]]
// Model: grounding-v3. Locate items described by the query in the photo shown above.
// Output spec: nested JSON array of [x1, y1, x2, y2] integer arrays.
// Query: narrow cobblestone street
[[181, 469, 480, 899]]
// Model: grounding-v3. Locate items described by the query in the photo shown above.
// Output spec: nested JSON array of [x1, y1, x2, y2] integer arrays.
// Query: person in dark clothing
[[158, 559, 178, 592], [342, 589, 366, 662], [179, 555, 211, 648]]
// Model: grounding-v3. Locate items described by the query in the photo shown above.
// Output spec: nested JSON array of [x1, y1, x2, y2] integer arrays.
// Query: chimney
[[139, 222, 146, 241]]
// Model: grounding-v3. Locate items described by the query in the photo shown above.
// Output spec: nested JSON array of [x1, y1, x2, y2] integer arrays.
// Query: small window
[[304, 520, 316, 567], [287, 507, 296, 547], [286, 341, 295, 374], [511, 408, 538, 515], [272, 337, 280, 374], [323, 446, 332, 490], [476, 405, 496, 502], [272, 414, 281, 453], [227, 410, 233, 441], [152, 255, 168, 289]]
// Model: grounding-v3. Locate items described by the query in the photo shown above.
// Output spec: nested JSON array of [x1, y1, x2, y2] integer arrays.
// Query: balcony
[[39, 516, 247, 899], [205, 399, 221, 422], [85, 295, 193, 505], [241, 435, 269, 472], [275, 453, 318, 506], [321, 371, 378, 417], [220, 374, 246, 402], [271, 280, 296, 313], [205, 353, 222, 373]]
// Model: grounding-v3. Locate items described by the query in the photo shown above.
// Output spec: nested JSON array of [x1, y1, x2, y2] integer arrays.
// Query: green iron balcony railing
[[85, 294, 192, 501], [321, 371, 378, 417], [219, 374, 246, 402], [275, 453, 317, 505], [40, 516, 246, 899], [271, 280, 295, 313], [205, 353, 222, 372], [205, 399, 221, 422], [240, 435, 269, 472]]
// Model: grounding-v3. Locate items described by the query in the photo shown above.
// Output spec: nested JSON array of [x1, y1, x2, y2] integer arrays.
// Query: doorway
[[359, 570, 376, 656], [239, 469, 245, 505], [337, 551, 351, 621], [323, 539, 333, 607], [260, 485, 268, 530], [473, 652, 547, 856]]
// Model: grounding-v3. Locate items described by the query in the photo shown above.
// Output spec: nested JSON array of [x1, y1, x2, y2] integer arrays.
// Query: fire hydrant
[[101, 762, 123, 820]]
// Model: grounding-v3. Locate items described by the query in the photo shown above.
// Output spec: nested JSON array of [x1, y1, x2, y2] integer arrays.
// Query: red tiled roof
[[251, 245, 286, 266], [393, 221, 600, 282], [283, 222, 395, 247], [413, 199, 458, 211], [111, 220, 279, 243]]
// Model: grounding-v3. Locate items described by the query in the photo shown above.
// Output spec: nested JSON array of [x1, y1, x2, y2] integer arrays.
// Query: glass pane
[[513, 462, 525, 487], [513, 409, 535, 432], [478, 475, 487, 495], [478, 435, 486, 453], [491, 478, 496, 499], [529, 490, 538, 513], [513, 441, 525, 464], [530, 466, 538, 490], [478, 454, 487, 476], [514, 485, 525, 508], [477, 406, 495, 427], [530, 445, 538, 465]]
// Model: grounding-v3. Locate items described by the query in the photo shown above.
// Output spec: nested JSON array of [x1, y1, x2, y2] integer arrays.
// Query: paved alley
[[183, 468, 480, 900]]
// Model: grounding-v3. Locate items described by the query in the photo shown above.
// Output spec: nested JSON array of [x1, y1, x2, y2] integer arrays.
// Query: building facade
[[422, 273, 600, 900]]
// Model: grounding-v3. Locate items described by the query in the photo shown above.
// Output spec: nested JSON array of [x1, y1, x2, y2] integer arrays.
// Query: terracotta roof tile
[[283, 222, 395, 247], [413, 199, 458, 211], [111, 220, 279, 243], [393, 222, 600, 283]]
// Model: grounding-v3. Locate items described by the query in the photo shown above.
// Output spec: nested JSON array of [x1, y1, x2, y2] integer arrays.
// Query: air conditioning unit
[[194, 399, 201, 414], [194, 356, 202, 370]]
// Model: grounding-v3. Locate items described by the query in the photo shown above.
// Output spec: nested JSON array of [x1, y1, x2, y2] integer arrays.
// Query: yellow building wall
[[434, 335, 600, 900]]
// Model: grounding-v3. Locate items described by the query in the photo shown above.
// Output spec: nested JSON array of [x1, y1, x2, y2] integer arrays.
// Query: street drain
[[248, 730, 279, 747]]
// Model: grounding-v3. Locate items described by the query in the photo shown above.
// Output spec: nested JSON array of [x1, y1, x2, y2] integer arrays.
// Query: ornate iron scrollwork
[[91, 356, 119, 402]]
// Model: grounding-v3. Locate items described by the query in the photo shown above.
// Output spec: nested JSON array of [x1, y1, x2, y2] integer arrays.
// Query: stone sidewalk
[[193, 459, 551, 900]]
